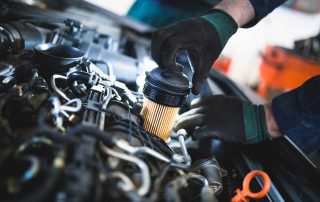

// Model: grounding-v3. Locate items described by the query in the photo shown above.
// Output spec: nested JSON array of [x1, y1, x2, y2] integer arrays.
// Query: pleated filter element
[[141, 98, 179, 141], [141, 67, 191, 141]]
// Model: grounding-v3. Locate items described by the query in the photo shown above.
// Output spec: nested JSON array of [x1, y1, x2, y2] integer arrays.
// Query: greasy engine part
[[67, 71, 100, 97], [104, 100, 174, 156], [0, 135, 66, 202], [141, 67, 191, 141], [0, 6, 226, 201], [1, 82, 49, 129], [190, 156, 226, 195]]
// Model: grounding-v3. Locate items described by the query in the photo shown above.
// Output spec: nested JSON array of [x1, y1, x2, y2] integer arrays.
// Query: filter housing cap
[[143, 67, 191, 107]]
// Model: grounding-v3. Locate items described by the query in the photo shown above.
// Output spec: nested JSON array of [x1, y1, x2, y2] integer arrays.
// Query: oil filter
[[141, 67, 191, 141]]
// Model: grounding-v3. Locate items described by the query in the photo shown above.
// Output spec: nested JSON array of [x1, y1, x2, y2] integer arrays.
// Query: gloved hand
[[151, 10, 238, 94], [173, 95, 271, 144]]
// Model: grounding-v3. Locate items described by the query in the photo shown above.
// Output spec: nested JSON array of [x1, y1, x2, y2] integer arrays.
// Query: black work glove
[[174, 95, 271, 144], [151, 10, 238, 94]]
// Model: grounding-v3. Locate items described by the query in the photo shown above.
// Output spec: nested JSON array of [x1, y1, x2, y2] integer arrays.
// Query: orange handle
[[231, 170, 271, 202]]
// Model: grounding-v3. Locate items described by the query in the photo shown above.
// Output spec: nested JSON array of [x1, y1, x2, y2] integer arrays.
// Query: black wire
[[126, 101, 132, 144]]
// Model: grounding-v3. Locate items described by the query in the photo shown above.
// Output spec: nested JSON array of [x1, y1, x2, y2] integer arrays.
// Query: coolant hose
[[67, 71, 90, 97]]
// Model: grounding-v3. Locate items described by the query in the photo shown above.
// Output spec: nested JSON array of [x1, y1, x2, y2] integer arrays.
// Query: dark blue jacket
[[246, 0, 286, 26], [272, 76, 320, 153]]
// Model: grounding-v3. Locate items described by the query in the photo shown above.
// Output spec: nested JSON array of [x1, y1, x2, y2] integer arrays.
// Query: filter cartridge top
[[143, 67, 191, 107]]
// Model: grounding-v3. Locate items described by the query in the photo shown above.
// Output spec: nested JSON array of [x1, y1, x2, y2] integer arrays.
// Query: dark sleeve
[[272, 76, 320, 153], [244, 0, 287, 27]]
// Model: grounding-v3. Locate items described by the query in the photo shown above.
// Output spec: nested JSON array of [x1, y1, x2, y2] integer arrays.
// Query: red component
[[213, 55, 232, 74], [258, 45, 320, 99]]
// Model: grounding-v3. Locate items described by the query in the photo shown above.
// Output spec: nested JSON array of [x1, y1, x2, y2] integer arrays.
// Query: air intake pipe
[[0, 22, 44, 53]]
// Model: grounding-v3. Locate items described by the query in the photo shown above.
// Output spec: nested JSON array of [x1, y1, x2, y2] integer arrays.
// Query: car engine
[[1, 1, 320, 202], [0, 1, 227, 202]]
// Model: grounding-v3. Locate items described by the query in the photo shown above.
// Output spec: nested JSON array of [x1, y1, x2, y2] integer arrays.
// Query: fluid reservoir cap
[[143, 67, 191, 107]]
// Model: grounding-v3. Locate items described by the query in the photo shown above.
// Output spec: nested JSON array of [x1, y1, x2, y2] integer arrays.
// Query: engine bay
[[0, 1, 319, 202]]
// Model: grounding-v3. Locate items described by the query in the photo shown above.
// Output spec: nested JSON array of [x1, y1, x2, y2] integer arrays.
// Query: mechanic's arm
[[152, 0, 286, 94], [174, 76, 320, 153], [174, 95, 282, 145]]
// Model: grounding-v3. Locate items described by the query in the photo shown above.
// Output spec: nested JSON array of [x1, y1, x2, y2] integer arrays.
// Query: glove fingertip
[[192, 79, 201, 95], [173, 121, 181, 132], [192, 80, 203, 95], [192, 73, 206, 95], [192, 87, 200, 95], [163, 59, 177, 71], [190, 98, 201, 107], [173, 116, 188, 132]]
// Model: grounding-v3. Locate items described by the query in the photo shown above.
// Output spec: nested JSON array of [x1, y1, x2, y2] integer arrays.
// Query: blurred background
[[85, 0, 320, 101]]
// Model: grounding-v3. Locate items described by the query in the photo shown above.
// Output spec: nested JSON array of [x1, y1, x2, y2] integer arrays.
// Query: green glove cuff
[[201, 9, 238, 48], [242, 102, 271, 144]]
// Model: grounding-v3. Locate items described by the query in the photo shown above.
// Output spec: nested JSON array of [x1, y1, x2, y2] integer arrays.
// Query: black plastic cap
[[143, 67, 191, 107], [34, 44, 84, 80]]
